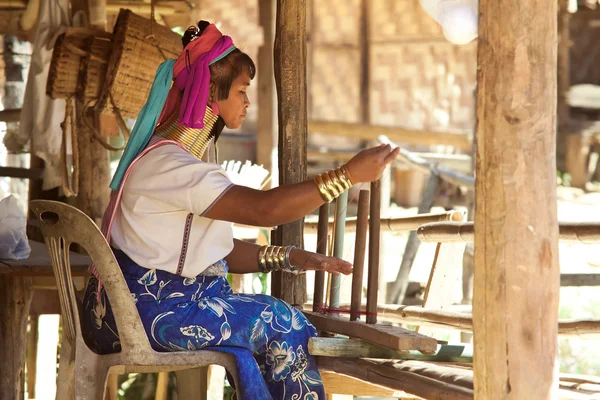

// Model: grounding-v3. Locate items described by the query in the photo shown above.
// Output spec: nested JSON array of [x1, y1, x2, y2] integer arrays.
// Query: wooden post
[[556, 0, 571, 172], [313, 203, 329, 311], [257, 0, 277, 186], [0, 277, 33, 399], [272, 0, 308, 306], [76, 0, 110, 223], [26, 315, 39, 399], [350, 190, 369, 321], [366, 180, 381, 324], [473, 0, 559, 397]]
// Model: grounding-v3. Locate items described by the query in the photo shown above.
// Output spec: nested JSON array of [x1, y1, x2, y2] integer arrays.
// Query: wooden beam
[[318, 358, 474, 400], [320, 371, 415, 398], [303, 311, 437, 353], [418, 221, 600, 244], [0, 167, 43, 180], [308, 120, 472, 150], [105, 4, 179, 16], [560, 273, 600, 287], [474, 0, 559, 396], [271, 0, 307, 306], [257, 0, 275, 186], [0, 108, 21, 122], [0, 11, 23, 36]]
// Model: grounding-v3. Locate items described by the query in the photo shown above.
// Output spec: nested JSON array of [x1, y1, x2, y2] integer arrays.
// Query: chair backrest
[[30, 200, 153, 356]]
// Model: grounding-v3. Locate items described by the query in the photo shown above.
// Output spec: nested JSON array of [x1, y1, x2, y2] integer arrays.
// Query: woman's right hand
[[345, 144, 400, 183]]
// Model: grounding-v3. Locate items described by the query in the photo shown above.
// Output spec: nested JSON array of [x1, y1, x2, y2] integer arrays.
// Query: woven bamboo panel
[[370, 42, 477, 131], [195, 0, 262, 127], [312, 0, 360, 46], [309, 47, 362, 150], [46, 34, 86, 99], [82, 37, 112, 107], [370, 0, 443, 42], [97, 9, 182, 118]]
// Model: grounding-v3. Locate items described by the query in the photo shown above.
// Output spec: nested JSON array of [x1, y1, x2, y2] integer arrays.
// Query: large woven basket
[[96, 9, 182, 118], [46, 34, 87, 99], [81, 36, 113, 107]]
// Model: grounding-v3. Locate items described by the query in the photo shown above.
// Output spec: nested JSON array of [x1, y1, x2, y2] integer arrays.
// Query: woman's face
[[215, 72, 251, 129]]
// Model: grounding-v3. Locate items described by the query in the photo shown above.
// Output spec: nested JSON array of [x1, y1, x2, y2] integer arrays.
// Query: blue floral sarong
[[82, 249, 325, 400]]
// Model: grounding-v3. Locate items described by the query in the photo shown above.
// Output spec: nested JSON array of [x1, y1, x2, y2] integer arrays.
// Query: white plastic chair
[[30, 200, 239, 400]]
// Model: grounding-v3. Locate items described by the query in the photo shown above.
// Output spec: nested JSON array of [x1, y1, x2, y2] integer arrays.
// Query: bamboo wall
[[307, 0, 477, 151]]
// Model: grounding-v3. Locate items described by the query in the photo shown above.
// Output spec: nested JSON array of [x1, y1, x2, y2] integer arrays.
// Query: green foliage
[[557, 170, 572, 187]]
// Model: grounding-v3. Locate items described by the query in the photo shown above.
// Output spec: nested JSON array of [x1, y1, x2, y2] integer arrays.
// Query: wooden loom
[[303, 180, 444, 354]]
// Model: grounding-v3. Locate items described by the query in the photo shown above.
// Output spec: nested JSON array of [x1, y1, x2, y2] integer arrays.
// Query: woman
[[83, 21, 399, 399]]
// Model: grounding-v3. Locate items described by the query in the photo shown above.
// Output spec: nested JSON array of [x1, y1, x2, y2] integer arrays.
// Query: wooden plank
[[330, 191, 348, 313], [350, 190, 369, 321], [309, 337, 473, 363], [318, 358, 473, 400], [303, 311, 437, 353], [0, 166, 43, 180], [0, 240, 90, 276], [271, 0, 307, 306], [418, 242, 467, 338], [257, 0, 276, 185], [320, 371, 414, 398], [0, 108, 21, 122], [474, 0, 560, 393], [366, 180, 380, 324], [308, 120, 472, 150]]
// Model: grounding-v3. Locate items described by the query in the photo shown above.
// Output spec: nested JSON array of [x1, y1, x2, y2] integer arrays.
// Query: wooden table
[[0, 240, 90, 399]]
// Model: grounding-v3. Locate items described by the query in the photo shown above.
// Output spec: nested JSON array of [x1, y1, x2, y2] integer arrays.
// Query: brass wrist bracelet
[[313, 164, 353, 203]]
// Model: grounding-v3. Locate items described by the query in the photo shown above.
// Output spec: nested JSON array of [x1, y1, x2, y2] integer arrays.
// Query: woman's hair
[[182, 21, 256, 102]]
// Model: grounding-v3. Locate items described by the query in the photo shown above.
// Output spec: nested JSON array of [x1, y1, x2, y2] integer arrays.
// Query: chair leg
[[55, 337, 75, 400], [75, 364, 109, 400], [176, 367, 208, 400], [27, 314, 39, 399]]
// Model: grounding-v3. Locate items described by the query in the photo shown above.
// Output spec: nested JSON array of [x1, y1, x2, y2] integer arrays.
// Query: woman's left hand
[[289, 248, 353, 276]]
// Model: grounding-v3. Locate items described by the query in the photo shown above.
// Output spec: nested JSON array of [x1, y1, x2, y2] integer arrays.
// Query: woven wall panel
[[370, 0, 443, 42], [196, 0, 262, 128], [312, 0, 360, 46], [370, 41, 476, 131]]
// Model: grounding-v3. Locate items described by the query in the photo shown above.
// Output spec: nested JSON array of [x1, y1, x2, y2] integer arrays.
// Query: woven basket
[[46, 34, 87, 99], [81, 36, 113, 107], [96, 9, 182, 118]]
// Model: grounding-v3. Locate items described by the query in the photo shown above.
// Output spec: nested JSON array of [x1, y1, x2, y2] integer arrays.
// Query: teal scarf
[[109, 59, 176, 190]]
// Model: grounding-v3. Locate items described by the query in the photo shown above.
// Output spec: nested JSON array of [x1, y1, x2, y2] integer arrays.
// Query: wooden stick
[[418, 221, 600, 244], [330, 191, 348, 314], [366, 180, 381, 324], [350, 190, 369, 321], [303, 210, 464, 234], [313, 203, 329, 312], [308, 120, 472, 150]]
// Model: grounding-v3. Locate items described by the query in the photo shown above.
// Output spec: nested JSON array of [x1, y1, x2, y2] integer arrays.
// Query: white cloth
[[110, 144, 235, 277], [15, 0, 71, 190], [419, 0, 478, 45]]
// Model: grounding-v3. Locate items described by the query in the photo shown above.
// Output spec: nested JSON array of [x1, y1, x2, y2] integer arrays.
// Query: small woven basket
[[46, 34, 87, 99], [81, 36, 113, 107], [96, 9, 182, 118]]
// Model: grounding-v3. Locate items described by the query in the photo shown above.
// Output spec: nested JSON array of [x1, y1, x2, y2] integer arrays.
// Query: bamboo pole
[[418, 221, 600, 244], [330, 191, 348, 314], [304, 210, 464, 234], [366, 180, 381, 324], [350, 190, 369, 321], [313, 203, 329, 312], [308, 120, 472, 150]]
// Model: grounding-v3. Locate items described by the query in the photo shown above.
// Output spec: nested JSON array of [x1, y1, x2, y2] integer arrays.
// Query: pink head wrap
[[159, 24, 235, 129]]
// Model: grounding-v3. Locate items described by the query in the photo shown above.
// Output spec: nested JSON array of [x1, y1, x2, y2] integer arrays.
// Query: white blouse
[[110, 144, 235, 277]]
